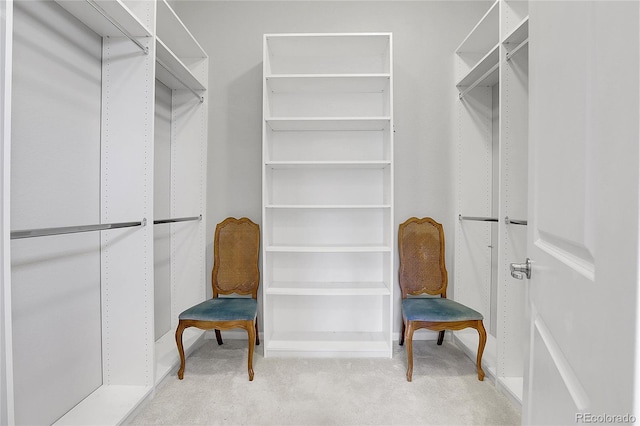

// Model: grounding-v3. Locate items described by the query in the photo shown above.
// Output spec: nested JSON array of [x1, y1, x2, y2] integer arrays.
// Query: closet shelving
[[3, 0, 208, 424], [262, 33, 393, 357], [152, 0, 208, 390], [155, 0, 207, 99], [454, 0, 528, 408]]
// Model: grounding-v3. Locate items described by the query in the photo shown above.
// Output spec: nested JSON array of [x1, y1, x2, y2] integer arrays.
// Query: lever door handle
[[510, 258, 531, 280]]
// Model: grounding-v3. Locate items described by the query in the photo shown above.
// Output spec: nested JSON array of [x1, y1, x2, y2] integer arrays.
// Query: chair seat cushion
[[402, 297, 483, 322], [179, 298, 257, 322]]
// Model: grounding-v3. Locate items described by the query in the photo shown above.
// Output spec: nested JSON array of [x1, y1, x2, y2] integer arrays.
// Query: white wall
[[173, 0, 492, 334]]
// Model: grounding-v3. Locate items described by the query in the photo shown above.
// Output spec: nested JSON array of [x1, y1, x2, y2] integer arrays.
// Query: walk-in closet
[[2, 0, 640, 424]]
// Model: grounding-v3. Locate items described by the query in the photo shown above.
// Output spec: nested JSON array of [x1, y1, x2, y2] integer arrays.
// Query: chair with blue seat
[[398, 217, 486, 382], [175, 217, 260, 381]]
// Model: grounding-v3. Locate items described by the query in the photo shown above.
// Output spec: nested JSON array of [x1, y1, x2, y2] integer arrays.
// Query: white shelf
[[266, 160, 391, 169], [156, 0, 206, 59], [456, 0, 499, 54], [156, 38, 206, 91], [457, 44, 500, 89], [54, 0, 151, 38], [266, 117, 390, 131], [53, 385, 152, 426], [503, 16, 529, 46], [266, 331, 391, 356], [266, 281, 390, 296], [266, 74, 390, 93], [266, 244, 391, 253], [266, 204, 391, 209]]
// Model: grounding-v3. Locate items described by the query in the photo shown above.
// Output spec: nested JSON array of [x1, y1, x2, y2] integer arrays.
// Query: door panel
[[525, 1, 639, 423]]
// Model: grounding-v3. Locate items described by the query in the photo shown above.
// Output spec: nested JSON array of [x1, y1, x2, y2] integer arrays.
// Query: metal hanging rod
[[458, 214, 499, 223], [11, 219, 146, 240], [458, 62, 499, 100], [156, 59, 204, 103], [86, 0, 149, 55], [505, 216, 528, 226], [153, 215, 202, 225], [506, 37, 529, 62]]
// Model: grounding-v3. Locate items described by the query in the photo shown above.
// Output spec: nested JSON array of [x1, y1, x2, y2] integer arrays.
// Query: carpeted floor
[[129, 339, 521, 425]]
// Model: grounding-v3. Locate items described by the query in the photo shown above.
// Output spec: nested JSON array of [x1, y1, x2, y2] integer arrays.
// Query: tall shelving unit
[[153, 0, 208, 387], [1, 1, 208, 424], [454, 0, 529, 407], [262, 33, 393, 358]]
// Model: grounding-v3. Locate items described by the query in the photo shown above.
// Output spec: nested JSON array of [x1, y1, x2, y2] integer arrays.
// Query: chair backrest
[[212, 217, 260, 298], [398, 217, 448, 299]]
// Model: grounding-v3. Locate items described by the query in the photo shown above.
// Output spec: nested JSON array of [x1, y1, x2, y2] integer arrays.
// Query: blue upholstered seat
[[402, 297, 483, 322], [179, 298, 257, 322]]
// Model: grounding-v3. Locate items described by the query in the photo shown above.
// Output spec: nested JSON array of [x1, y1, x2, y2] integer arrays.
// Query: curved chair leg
[[246, 320, 256, 381], [175, 321, 188, 380], [475, 320, 487, 381], [405, 321, 415, 382], [215, 329, 223, 345], [255, 318, 260, 346], [437, 330, 445, 345], [399, 320, 406, 346]]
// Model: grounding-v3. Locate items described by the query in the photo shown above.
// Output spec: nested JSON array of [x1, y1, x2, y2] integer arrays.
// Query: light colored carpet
[[130, 338, 521, 425]]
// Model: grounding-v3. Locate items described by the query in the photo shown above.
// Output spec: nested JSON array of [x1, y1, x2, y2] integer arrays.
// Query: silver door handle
[[510, 258, 531, 280]]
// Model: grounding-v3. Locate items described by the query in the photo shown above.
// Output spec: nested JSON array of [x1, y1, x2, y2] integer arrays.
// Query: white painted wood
[[524, 1, 639, 423], [53, 385, 152, 426], [0, 1, 13, 424], [169, 73, 208, 329], [454, 0, 531, 407], [156, 39, 206, 91], [263, 33, 393, 357], [154, 80, 172, 341], [156, 0, 206, 59], [265, 117, 390, 132], [54, 0, 151, 38], [3, 0, 207, 422], [153, 0, 208, 388], [100, 34, 155, 387]]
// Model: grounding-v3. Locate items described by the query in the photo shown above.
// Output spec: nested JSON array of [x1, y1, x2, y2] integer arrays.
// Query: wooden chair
[[398, 217, 486, 382], [175, 217, 260, 381]]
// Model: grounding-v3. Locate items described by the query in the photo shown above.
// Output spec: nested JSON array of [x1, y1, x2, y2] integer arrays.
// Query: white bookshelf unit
[[454, 0, 528, 407], [262, 33, 393, 358]]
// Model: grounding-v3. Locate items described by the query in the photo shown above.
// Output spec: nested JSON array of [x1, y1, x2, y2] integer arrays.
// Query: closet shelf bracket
[[86, 0, 149, 55], [11, 219, 146, 240]]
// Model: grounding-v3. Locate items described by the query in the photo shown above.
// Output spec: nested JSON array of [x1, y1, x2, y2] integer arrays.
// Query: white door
[[524, 1, 639, 424]]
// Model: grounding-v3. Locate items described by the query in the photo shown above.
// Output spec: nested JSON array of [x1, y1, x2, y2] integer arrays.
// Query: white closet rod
[[156, 59, 204, 103], [458, 62, 499, 100], [11, 219, 146, 240], [505, 216, 528, 226], [505, 38, 528, 62], [459, 214, 499, 223], [86, 0, 149, 55], [153, 215, 202, 225]]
